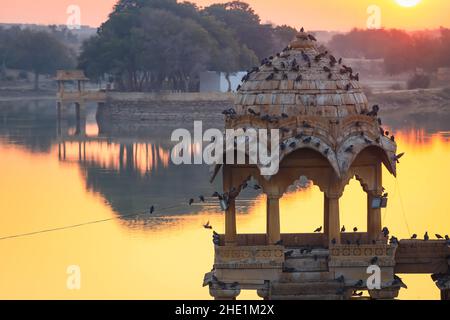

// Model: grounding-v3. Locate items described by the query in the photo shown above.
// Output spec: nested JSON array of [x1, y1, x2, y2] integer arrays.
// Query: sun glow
[[396, 0, 422, 7]]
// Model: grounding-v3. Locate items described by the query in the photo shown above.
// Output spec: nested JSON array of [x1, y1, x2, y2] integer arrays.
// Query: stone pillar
[[58, 81, 64, 96], [367, 162, 383, 242], [323, 194, 330, 244], [327, 194, 341, 245], [223, 166, 237, 246], [367, 191, 382, 242], [75, 102, 86, 136], [225, 196, 237, 246], [432, 274, 450, 301], [266, 194, 281, 245]]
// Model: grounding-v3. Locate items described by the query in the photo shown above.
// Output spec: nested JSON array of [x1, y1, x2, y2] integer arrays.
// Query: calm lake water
[[0, 100, 449, 300]]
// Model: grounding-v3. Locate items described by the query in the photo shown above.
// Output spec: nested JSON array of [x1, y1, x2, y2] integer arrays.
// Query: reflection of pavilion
[[205, 32, 449, 300]]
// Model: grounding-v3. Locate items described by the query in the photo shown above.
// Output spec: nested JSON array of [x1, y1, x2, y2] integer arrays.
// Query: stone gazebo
[[204, 31, 401, 300]]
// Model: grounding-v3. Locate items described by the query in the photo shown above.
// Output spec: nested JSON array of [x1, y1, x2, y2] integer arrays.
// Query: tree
[[79, 0, 257, 92], [9, 29, 75, 90], [204, 1, 274, 59]]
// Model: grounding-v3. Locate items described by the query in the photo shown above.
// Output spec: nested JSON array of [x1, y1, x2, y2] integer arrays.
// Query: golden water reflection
[[0, 129, 449, 300]]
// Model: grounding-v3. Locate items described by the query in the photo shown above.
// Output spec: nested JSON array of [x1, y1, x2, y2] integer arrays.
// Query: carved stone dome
[[219, 30, 398, 180]]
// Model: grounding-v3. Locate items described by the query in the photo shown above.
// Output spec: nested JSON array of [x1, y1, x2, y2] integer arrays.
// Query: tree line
[[2, 1, 450, 92], [328, 28, 450, 75], [78, 0, 297, 92], [0, 26, 77, 90]]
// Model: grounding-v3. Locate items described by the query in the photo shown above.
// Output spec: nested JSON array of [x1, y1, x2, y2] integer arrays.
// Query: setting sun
[[396, 0, 422, 7]]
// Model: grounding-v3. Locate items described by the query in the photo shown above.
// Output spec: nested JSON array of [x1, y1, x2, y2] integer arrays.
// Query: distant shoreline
[[0, 88, 449, 117]]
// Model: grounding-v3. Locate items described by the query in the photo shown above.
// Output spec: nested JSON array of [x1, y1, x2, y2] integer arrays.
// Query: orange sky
[[0, 0, 449, 31]]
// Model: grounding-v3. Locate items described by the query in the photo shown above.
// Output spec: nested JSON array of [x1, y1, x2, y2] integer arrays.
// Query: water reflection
[[0, 100, 449, 300]]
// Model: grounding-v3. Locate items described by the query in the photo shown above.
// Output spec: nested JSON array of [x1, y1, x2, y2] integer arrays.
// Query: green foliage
[[407, 74, 431, 90], [0, 26, 75, 89], [79, 0, 292, 92]]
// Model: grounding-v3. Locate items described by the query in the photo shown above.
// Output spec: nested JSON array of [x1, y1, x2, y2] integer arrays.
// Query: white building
[[199, 71, 247, 93]]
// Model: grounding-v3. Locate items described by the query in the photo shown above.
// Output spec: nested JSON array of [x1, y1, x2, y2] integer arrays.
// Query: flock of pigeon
[[222, 30, 405, 163], [237, 28, 359, 94]]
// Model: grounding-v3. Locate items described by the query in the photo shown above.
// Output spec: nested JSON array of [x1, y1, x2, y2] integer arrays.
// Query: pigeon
[[341, 226, 346, 232], [382, 227, 390, 238], [353, 291, 364, 297], [254, 184, 262, 190], [308, 34, 317, 41], [445, 235, 449, 240], [285, 250, 294, 258], [353, 227, 358, 232], [199, 195, 205, 202], [336, 275, 345, 283], [390, 236, 399, 245], [336, 288, 346, 295], [436, 234, 444, 240], [314, 226, 323, 233], [275, 240, 284, 246], [424, 232, 429, 241], [149, 205, 155, 214], [301, 248, 312, 254], [303, 137, 312, 144], [394, 153, 405, 163], [248, 108, 260, 116], [302, 121, 313, 128], [212, 192, 220, 198], [266, 73, 275, 81], [355, 280, 364, 287], [295, 75, 303, 82], [331, 238, 337, 245], [281, 113, 289, 118], [189, 198, 194, 205], [393, 275, 408, 289], [345, 145, 354, 153], [370, 256, 379, 265], [411, 234, 418, 239], [203, 221, 213, 230], [356, 239, 361, 246]]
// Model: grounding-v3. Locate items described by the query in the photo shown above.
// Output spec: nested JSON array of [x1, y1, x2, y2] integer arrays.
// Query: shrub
[[407, 74, 431, 90]]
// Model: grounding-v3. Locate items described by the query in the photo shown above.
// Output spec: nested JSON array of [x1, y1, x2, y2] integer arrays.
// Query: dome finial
[[290, 28, 316, 49]]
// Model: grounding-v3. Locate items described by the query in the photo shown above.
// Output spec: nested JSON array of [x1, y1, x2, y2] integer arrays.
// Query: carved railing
[[214, 245, 284, 269]]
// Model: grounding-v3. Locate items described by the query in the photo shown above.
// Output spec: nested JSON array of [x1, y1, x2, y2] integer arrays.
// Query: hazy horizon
[[1, 0, 449, 31]]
